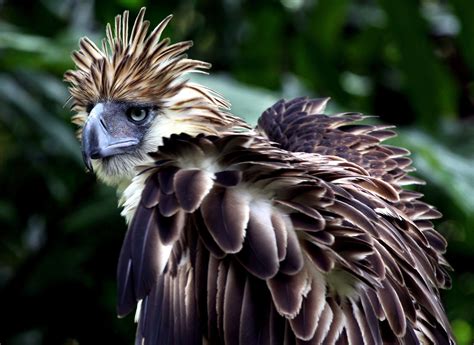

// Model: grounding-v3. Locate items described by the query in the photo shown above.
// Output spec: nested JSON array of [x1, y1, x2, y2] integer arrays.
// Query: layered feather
[[118, 130, 453, 344]]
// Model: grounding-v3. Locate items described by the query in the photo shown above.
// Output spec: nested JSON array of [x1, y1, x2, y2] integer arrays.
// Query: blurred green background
[[1, 0, 473, 344]]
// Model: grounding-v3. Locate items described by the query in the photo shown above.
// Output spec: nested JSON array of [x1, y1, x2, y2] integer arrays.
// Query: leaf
[[0, 74, 81, 163], [378, 0, 458, 130]]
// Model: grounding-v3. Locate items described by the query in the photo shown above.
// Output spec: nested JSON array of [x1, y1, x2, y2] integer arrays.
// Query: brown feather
[[174, 169, 214, 212], [156, 209, 185, 244], [223, 263, 246, 345], [271, 211, 288, 261], [377, 278, 406, 337], [279, 224, 305, 275], [237, 202, 279, 279], [201, 186, 249, 253], [267, 270, 309, 318], [141, 174, 160, 208], [289, 275, 326, 341], [239, 278, 271, 345]]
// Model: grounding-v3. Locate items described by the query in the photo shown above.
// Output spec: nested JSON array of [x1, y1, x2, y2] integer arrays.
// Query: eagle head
[[64, 8, 246, 186]]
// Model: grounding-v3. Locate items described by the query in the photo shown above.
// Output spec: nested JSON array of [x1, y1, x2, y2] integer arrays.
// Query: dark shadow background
[[1, 0, 473, 344]]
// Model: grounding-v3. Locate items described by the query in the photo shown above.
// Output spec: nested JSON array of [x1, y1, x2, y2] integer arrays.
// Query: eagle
[[64, 8, 454, 345]]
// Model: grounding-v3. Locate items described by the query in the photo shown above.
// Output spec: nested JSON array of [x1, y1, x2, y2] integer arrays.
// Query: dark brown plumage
[[117, 130, 452, 344], [65, 8, 454, 345]]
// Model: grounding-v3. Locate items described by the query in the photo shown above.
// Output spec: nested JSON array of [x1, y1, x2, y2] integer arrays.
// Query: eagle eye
[[126, 107, 149, 124]]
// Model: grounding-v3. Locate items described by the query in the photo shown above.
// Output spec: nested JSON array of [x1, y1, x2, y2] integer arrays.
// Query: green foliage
[[379, 0, 458, 129], [1, 0, 473, 344]]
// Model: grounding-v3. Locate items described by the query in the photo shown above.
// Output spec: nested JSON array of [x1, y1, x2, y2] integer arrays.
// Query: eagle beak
[[81, 103, 139, 172]]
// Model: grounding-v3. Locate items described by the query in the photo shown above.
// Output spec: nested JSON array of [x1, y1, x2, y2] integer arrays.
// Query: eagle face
[[81, 101, 159, 184], [65, 9, 246, 186]]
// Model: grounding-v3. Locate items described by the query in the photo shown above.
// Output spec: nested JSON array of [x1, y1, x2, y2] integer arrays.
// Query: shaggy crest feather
[[64, 7, 220, 123]]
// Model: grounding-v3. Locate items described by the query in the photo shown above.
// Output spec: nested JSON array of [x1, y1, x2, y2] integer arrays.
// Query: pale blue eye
[[127, 107, 148, 123]]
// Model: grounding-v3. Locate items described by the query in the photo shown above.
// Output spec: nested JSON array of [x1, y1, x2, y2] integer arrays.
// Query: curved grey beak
[[81, 103, 139, 172]]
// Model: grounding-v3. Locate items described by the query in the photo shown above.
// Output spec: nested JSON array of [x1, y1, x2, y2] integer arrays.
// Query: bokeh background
[[1, 0, 473, 344]]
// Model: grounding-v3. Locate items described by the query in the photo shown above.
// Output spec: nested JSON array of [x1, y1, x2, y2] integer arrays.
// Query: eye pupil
[[127, 107, 148, 123]]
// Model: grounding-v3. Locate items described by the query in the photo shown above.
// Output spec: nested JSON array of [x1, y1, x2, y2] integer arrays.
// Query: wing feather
[[377, 278, 406, 337], [117, 131, 452, 344], [239, 278, 271, 345], [174, 169, 214, 212], [201, 186, 250, 253], [289, 274, 326, 341], [267, 270, 309, 318], [223, 263, 245, 345], [236, 201, 279, 279]]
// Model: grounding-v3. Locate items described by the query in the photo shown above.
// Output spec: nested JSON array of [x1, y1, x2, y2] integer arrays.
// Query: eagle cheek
[[81, 102, 141, 172]]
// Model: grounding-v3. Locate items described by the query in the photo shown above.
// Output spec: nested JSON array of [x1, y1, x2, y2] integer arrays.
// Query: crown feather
[[64, 8, 211, 113]]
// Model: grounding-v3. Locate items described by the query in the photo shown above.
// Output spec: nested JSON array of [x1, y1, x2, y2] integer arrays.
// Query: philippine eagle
[[64, 8, 454, 345]]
